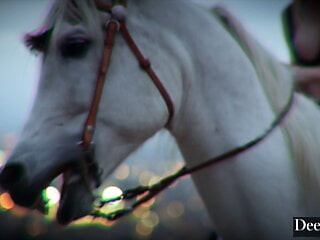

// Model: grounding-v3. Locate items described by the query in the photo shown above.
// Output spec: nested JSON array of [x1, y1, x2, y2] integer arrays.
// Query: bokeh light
[[133, 207, 149, 219], [114, 164, 130, 180], [140, 211, 159, 228], [0, 193, 14, 210], [136, 222, 153, 237], [102, 186, 123, 204], [43, 186, 60, 206], [148, 176, 160, 186], [139, 171, 154, 186], [166, 201, 185, 218]]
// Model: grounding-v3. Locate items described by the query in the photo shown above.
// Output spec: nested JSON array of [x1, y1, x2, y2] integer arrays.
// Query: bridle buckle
[[105, 18, 120, 31]]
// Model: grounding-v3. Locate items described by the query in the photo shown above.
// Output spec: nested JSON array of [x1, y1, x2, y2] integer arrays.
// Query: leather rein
[[77, 2, 296, 221]]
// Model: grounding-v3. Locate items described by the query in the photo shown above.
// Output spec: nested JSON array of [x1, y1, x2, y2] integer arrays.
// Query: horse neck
[[169, 15, 280, 168], [129, 0, 286, 166]]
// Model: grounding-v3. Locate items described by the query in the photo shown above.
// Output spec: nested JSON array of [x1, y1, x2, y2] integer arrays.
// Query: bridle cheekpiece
[[78, 1, 174, 189]]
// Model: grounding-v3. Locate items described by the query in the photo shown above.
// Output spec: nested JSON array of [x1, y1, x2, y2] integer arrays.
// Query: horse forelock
[[26, 0, 134, 48], [24, 0, 102, 52], [37, 0, 100, 34], [61, 0, 99, 24]]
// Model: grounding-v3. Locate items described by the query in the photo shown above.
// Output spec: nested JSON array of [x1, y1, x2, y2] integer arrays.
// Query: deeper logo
[[293, 217, 320, 237]]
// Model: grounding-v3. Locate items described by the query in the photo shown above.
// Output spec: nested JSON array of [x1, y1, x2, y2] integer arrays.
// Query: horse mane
[[213, 6, 320, 200]]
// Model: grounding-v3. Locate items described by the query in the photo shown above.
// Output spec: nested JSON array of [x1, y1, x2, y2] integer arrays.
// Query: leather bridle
[[78, 2, 174, 188], [75, 1, 296, 221]]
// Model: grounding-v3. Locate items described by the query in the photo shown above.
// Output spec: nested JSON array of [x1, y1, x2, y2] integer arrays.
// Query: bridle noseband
[[75, 1, 296, 222]]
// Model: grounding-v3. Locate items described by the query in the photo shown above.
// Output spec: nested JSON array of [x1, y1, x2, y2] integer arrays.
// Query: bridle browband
[[75, 2, 296, 221]]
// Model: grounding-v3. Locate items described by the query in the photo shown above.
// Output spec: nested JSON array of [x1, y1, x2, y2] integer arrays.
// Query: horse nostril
[[0, 164, 25, 191]]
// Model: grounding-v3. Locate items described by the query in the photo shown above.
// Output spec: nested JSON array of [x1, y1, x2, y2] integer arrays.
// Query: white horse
[[1, 0, 320, 239]]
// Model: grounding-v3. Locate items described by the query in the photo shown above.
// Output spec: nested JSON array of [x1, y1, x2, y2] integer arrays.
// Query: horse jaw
[[0, 0, 178, 225], [0, 137, 97, 225], [57, 171, 95, 225]]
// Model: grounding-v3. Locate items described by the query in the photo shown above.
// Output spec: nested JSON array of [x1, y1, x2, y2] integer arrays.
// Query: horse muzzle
[[0, 138, 97, 224]]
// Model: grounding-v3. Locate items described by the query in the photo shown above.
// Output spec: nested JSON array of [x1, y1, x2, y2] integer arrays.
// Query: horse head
[[0, 0, 179, 225]]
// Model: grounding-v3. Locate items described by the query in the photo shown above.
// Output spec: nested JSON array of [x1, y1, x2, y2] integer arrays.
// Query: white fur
[[12, 0, 320, 239]]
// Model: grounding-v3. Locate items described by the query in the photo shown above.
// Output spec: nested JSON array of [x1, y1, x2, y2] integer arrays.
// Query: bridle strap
[[79, 20, 118, 187], [80, 18, 175, 186], [119, 23, 175, 127], [81, 21, 118, 149], [92, 85, 296, 221], [82, 1, 296, 223], [82, 20, 175, 146]]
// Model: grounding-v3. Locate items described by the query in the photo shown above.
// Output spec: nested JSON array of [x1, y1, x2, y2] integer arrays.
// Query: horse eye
[[60, 38, 91, 58]]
